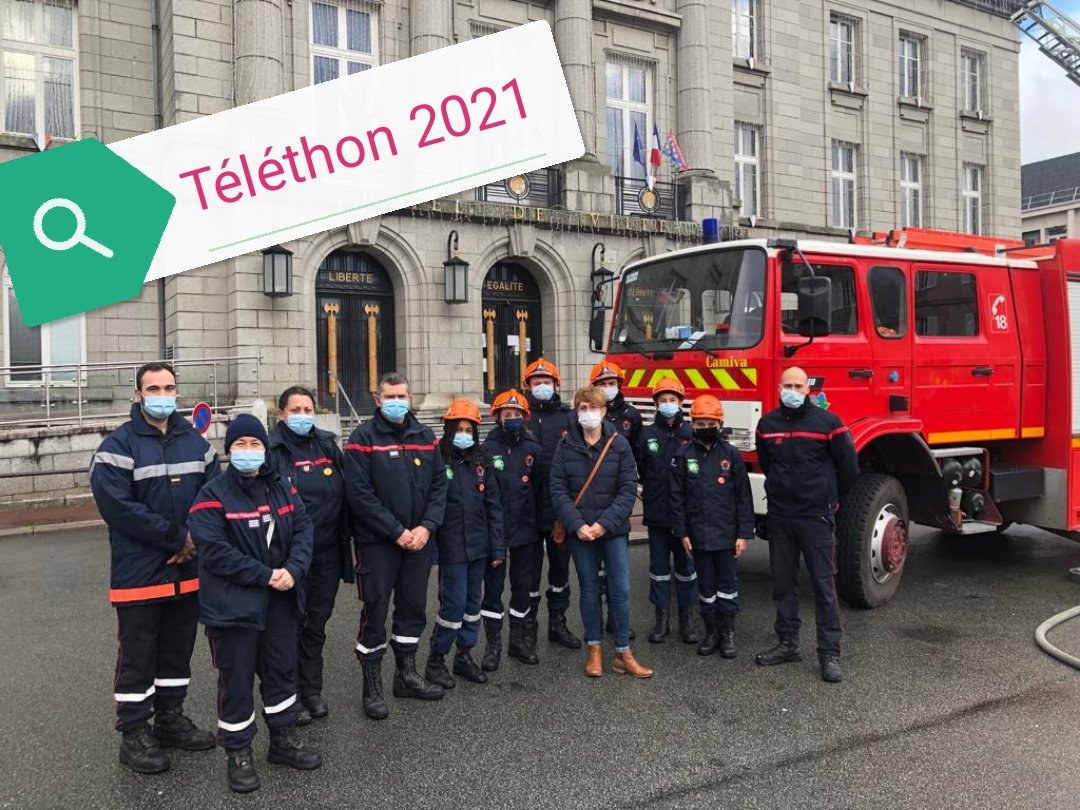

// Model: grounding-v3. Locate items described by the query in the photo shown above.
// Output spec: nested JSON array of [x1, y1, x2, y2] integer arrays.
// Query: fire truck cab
[[593, 228, 1080, 607]]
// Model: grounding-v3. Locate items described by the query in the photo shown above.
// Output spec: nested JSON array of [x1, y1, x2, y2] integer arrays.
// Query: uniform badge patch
[[414, 458, 421, 466], [446, 466, 454, 480], [687, 458, 700, 475], [493, 455, 505, 471], [717, 476, 726, 485], [720, 459, 731, 472], [647, 438, 660, 454], [324, 467, 333, 476]]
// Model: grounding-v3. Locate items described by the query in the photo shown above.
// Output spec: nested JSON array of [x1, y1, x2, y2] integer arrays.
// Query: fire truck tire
[[836, 473, 909, 609]]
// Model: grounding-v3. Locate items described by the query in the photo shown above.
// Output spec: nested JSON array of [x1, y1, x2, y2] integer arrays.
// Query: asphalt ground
[[1, 524, 1079, 810]]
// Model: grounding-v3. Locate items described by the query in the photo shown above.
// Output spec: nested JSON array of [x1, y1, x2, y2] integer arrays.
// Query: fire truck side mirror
[[589, 309, 606, 353], [796, 275, 832, 338]]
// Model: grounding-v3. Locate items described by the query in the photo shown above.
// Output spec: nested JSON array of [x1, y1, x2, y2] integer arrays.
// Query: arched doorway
[[316, 250, 396, 412], [480, 262, 542, 398]]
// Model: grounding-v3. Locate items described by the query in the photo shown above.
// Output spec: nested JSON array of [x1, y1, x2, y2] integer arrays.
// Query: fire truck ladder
[[1012, 0, 1080, 88]]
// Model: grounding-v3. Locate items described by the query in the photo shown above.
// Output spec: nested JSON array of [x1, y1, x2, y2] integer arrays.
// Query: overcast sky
[[1019, 0, 1080, 164]]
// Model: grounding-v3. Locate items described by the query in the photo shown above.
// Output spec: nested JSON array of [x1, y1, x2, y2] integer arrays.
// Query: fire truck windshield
[[611, 247, 768, 353]]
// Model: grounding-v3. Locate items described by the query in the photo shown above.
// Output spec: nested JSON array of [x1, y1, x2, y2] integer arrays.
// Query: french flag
[[650, 124, 662, 171]]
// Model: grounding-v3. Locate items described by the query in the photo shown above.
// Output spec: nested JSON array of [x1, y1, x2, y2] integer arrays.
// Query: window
[[734, 123, 760, 218], [0, 0, 77, 138], [3, 278, 84, 383], [961, 49, 985, 112], [869, 266, 907, 338], [1048, 225, 1068, 242], [732, 0, 755, 60], [916, 271, 978, 337], [781, 263, 858, 335], [605, 56, 651, 181], [310, 0, 379, 84], [830, 15, 856, 85], [963, 164, 983, 235], [898, 33, 924, 99], [899, 153, 923, 228], [1022, 230, 1040, 246], [831, 141, 857, 229]]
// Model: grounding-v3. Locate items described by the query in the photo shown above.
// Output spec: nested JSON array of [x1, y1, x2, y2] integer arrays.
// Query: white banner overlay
[[111, 21, 583, 282]]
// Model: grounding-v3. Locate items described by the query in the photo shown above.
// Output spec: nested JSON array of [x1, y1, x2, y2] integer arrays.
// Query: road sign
[[192, 402, 212, 435]]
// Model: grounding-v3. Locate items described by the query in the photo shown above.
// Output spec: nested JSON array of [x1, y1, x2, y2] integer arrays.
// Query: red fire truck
[[590, 227, 1080, 608]]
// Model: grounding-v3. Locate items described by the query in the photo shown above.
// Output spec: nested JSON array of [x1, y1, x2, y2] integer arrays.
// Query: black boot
[[718, 614, 737, 659], [294, 707, 312, 726], [481, 623, 502, 672], [453, 648, 489, 684], [226, 747, 260, 793], [697, 614, 719, 656], [119, 724, 170, 774], [678, 607, 700, 644], [819, 653, 843, 683], [508, 624, 539, 664], [425, 652, 457, 689], [548, 615, 582, 649], [755, 635, 803, 666], [267, 726, 322, 770], [361, 659, 389, 720], [604, 606, 636, 640], [393, 653, 445, 700], [301, 694, 329, 719], [648, 607, 670, 643], [153, 706, 215, 751]]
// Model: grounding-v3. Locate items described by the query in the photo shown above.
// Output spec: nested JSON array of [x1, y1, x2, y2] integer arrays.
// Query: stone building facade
[[1021, 151, 1080, 246]]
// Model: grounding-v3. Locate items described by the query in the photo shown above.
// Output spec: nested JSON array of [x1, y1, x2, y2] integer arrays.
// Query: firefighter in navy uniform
[[424, 401, 505, 688], [590, 360, 643, 640], [267, 386, 353, 724], [90, 362, 219, 775], [638, 377, 699, 645], [480, 389, 545, 670], [188, 415, 320, 793], [754, 366, 860, 683], [670, 396, 754, 658], [344, 372, 449, 720], [522, 358, 581, 650]]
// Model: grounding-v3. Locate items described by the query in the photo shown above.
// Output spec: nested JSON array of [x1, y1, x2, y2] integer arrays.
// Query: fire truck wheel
[[836, 473, 909, 609]]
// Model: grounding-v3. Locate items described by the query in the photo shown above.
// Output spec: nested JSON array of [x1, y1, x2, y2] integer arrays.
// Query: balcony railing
[[1021, 185, 1080, 211], [614, 175, 681, 220], [475, 168, 562, 208]]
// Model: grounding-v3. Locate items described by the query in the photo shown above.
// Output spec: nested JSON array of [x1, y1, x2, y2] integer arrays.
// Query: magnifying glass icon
[[33, 198, 114, 259]]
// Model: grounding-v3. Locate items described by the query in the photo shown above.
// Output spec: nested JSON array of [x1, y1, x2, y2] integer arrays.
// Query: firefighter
[[425, 401, 505, 688], [267, 386, 353, 725], [754, 366, 859, 683], [188, 414, 320, 793], [480, 389, 545, 670], [638, 377, 699, 645], [670, 396, 754, 658], [344, 372, 449, 719], [590, 360, 642, 640], [90, 362, 219, 775], [522, 358, 581, 650]]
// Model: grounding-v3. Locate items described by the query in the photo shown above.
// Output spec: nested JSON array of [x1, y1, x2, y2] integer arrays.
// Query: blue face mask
[[503, 417, 525, 434], [657, 402, 681, 419], [453, 433, 475, 450], [780, 389, 806, 409], [380, 399, 410, 422], [286, 414, 315, 436], [531, 384, 554, 402], [230, 450, 265, 473], [142, 396, 176, 420]]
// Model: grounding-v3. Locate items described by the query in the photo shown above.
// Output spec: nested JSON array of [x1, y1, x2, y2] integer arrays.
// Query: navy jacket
[[524, 391, 575, 532], [188, 465, 314, 629], [670, 437, 754, 550], [91, 403, 219, 606], [344, 411, 448, 545], [267, 421, 354, 583], [639, 414, 693, 528], [551, 421, 638, 538], [482, 426, 545, 549], [435, 448, 505, 564], [605, 392, 643, 468], [755, 399, 860, 519]]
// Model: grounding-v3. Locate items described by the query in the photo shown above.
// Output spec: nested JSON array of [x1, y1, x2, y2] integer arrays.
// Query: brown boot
[[585, 644, 603, 678], [612, 649, 654, 679]]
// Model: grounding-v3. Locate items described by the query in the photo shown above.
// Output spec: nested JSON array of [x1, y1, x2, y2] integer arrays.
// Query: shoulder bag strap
[[573, 433, 618, 506]]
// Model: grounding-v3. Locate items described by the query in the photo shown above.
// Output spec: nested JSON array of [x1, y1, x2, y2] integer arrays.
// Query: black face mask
[[694, 426, 720, 443]]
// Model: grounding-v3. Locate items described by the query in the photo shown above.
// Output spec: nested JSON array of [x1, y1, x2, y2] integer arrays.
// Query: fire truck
[[589, 227, 1080, 608]]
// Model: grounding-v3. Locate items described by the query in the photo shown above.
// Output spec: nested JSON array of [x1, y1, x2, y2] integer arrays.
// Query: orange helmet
[[491, 389, 531, 418], [522, 358, 561, 388], [689, 395, 724, 421], [651, 376, 686, 400], [443, 400, 481, 425], [589, 360, 625, 385]]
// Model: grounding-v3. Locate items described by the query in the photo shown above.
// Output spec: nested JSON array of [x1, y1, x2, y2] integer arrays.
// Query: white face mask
[[600, 386, 619, 402], [578, 411, 603, 430]]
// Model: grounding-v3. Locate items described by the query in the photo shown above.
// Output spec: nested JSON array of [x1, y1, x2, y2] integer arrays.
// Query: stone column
[[411, 0, 452, 56], [234, 0, 285, 104]]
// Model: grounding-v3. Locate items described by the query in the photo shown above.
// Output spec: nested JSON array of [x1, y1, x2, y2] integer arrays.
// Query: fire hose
[[1035, 604, 1080, 670]]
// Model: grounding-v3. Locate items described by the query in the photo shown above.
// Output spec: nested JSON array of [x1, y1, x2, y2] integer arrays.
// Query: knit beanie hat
[[225, 413, 269, 454]]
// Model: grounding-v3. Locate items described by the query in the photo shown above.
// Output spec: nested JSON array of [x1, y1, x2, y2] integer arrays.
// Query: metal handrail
[[1021, 185, 1080, 211], [330, 371, 362, 424]]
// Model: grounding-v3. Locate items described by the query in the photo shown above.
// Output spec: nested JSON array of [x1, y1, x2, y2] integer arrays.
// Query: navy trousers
[[431, 559, 488, 655], [767, 514, 843, 655], [529, 533, 572, 620], [297, 546, 342, 699], [693, 548, 739, 617], [354, 541, 432, 662], [482, 544, 536, 630], [647, 527, 698, 610]]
